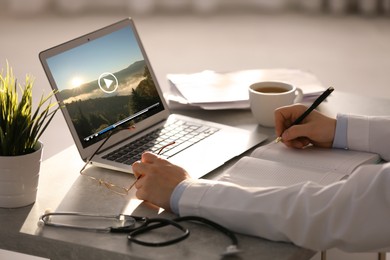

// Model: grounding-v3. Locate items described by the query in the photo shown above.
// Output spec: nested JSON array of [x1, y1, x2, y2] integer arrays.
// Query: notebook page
[[250, 143, 380, 174], [218, 156, 344, 187]]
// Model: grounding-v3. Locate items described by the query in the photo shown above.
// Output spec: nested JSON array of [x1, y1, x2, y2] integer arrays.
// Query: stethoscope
[[38, 211, 240, 256]]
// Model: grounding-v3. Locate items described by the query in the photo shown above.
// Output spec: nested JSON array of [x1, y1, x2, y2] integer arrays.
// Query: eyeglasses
[[80, 127, 175, 196]]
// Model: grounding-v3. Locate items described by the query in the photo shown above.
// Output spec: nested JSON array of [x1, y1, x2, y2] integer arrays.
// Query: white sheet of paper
[[167, 69, 326, 105]]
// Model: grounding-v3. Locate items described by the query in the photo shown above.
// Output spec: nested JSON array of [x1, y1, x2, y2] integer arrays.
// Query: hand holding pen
[[274, 87, 336, 149]]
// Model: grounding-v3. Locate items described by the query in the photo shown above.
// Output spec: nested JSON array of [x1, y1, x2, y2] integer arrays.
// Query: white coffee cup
[[249, 81, 303, 127]]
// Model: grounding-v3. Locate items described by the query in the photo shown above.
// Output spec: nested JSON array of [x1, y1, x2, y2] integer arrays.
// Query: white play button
[[98, 72, 118, 93], [103, 78, 113, 89]]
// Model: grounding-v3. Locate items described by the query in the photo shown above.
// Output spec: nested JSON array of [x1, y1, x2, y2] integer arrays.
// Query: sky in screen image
[[47, 26, 143, 91]]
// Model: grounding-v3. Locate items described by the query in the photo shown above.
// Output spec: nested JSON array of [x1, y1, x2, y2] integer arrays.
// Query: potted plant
[[0, 61, 59, 208]]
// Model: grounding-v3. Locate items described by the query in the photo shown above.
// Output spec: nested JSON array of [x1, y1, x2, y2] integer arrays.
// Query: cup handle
[[294, 88, 303, 103]]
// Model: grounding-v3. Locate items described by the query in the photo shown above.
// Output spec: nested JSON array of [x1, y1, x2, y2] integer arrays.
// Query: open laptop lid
[[40, 18, 171, 161]]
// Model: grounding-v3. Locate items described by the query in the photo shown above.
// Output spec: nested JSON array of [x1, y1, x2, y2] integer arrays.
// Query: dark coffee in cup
[[255, 86, 288, 93]]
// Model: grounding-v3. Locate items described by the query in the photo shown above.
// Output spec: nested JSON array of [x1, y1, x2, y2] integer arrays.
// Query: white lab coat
[[177, 115, 390, 252]]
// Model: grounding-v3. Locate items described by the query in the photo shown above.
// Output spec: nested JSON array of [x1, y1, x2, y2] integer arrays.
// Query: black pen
[[275, 86, 334, 143]]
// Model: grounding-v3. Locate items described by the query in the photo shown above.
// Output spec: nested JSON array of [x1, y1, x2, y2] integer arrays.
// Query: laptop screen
[[44, 25, 165, 149]]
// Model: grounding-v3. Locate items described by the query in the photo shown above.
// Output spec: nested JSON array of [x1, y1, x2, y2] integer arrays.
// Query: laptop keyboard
[[102, 120, 220, 165]]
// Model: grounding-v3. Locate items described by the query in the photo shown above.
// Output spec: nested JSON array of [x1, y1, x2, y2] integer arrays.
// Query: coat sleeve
[[345, 114, 390, 161], [178, 115, 390, 252]]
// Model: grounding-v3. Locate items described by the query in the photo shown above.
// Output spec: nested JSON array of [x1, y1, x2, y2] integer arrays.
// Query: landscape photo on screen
[[46, 26, 164, 146]]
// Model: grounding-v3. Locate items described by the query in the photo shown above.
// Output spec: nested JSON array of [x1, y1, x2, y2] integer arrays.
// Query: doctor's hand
[[274, 104, 336, 149], [132, 152, 191, 211]]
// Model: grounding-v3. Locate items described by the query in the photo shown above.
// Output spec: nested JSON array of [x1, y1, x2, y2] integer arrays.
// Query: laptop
[[39, 18, 267, 179]]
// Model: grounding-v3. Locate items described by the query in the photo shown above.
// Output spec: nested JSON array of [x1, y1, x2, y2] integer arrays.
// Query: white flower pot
[[0, 141, 43, 208]]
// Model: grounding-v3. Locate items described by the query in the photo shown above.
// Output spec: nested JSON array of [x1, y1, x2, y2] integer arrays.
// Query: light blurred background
[[1, 0, 390, 15], [1, 1, 390, 260]]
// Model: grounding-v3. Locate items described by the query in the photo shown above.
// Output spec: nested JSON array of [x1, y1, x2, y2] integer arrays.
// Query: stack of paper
[[166, 69, 326, 110]]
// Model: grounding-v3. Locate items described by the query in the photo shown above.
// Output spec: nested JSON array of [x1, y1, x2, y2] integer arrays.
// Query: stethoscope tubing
[[174, 216, 238, 246], [127, 216, 238, 247], [127, 218, 190, 246], [39, 212, 238, 249]]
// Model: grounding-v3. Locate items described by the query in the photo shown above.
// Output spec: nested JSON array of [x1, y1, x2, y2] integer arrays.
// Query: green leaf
[[0, 61, 59, 156]]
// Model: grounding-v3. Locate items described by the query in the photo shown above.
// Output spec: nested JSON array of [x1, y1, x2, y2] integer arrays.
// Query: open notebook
[[219, 143, 381, 187]]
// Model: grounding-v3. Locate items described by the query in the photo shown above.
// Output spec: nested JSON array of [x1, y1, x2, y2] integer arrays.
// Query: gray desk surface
[[1, 91, 390, 260]]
